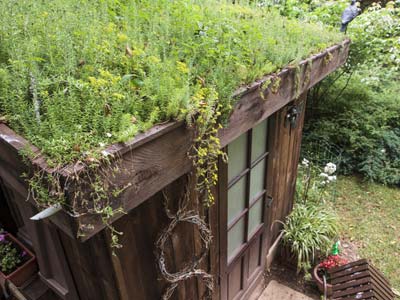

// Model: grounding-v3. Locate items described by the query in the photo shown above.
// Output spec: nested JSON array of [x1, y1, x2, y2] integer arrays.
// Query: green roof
[[0, 0, 343, 164]]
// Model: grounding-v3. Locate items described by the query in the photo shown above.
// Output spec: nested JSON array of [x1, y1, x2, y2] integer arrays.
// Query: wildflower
[[0, 234, 6, 242], [302, 158, 310, 167], [320, 172, 329, 178], [327, 175, 337, 182], [324, 162, 336, 175], [106, 133, 112, 138], [117, 33, 128, 43], [21, 251, 27, 257], [176, 61, 189, 74]]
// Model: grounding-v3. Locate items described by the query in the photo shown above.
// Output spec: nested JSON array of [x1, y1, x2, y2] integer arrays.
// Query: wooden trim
[[227, 210, 247, 231], [0, 40, 350, 241], [218, 153, 229, 300], [243, 129, 252, 250], [228, 168, 250, 189], [250, 152, 269, 169], [226, 225, 264, 271], [249, 191, 266, 208], [219, 40, 350, 148]]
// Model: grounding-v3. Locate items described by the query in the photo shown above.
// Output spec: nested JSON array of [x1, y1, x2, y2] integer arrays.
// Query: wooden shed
[[0, 40, 350, 300]]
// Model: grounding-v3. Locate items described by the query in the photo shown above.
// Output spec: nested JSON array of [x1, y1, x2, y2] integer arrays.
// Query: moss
[[0, 0, 343, 165]]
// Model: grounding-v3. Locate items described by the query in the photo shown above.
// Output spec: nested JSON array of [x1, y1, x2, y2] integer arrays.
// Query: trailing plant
[[186, 86, 228, 206]]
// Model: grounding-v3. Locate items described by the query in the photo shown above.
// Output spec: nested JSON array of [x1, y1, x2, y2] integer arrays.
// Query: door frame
[[217, 114, 277, 300]]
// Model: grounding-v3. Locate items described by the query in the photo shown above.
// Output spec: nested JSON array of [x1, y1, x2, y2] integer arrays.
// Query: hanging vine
[[186, 86, 228, 206], [24, 151, 130, 252]]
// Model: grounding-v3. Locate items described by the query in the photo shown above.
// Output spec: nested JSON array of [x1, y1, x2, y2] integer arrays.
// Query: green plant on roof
[[0, 0, 344, 247], [0, 0, 342, 164]]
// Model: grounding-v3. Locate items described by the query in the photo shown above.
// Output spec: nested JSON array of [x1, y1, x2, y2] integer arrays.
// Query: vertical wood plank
[[58, 230, 120, 300]]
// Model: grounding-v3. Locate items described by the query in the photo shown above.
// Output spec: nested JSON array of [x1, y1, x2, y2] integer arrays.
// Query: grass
[[334, 176, 400, 292], [0, 0, 344, 165]]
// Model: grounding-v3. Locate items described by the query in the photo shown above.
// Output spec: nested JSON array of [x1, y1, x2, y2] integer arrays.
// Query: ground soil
[[265, 262, 321, 300]]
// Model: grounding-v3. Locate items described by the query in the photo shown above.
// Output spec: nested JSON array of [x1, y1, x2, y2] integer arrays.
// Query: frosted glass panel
[[228, 134, 247, 182], [228, 218, 245, 260], [228, 177, 246, 223], [248, 199, 263, 238], [251, 120, 268, 162], [249, 159, 266, 201]]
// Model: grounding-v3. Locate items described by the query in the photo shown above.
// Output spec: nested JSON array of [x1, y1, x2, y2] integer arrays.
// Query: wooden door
[[219, 118, 272, 300], [218, 95, 307, 300]]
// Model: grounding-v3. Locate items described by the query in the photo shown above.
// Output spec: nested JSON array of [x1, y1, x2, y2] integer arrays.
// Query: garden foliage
[[0, 0, 342, 165], [269, 0, 400, 185], [283, 160, 339, 273]]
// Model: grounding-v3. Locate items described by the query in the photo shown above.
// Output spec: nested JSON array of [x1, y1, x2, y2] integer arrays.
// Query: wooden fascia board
[[0, 39, 350, 241]]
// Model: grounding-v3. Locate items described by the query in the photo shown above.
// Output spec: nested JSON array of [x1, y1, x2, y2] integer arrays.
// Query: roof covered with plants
[[0, 0, 344, 165]]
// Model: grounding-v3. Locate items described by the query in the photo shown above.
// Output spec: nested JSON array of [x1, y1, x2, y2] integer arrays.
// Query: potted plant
[[0, 231, 38, 287], [312, 252, 348, 296]]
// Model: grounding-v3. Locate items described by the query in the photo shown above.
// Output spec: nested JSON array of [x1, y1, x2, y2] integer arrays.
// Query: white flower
[[99, 142, 106, 147], [327, 175, 337, 182], [320, 172, 329, 178], [106, 132, 112, 138], [302, 158, 310, 167], [324, 162, 336, 175], [381, 149, 386, 153]]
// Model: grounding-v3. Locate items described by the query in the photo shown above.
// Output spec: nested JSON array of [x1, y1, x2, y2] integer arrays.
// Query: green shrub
[[283, 203, 339, 272], [283, 1, 400, 186], [304, 78, 400, 186]]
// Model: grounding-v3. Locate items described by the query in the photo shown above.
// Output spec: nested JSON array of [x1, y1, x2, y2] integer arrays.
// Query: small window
[[226, 119, 269, 262], [227, 133, 247, 182]]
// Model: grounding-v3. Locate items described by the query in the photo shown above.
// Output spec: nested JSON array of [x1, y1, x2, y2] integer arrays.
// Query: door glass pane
[[248, 199, 263, 238], [228, 134, 248, 182], [228, 177, 246, 223], [249, 159, 266, 201], [228, 218, 245, 260], [251, 120, 268, 162]]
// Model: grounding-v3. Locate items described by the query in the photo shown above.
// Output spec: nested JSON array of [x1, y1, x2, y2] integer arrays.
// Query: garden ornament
[[340, 0, 361, 33]]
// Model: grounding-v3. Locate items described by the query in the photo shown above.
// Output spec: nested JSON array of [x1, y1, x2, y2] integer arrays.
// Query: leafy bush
[[283, 1, 400, 186], [283, 203, 338, 272], [0, 0, 342, 165], [304, 75, 400, 186]]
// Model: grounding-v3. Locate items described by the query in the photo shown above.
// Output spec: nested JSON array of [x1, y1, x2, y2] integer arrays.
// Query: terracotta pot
[[312, 265, 333, 297], [0, 233, 38, 287]]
